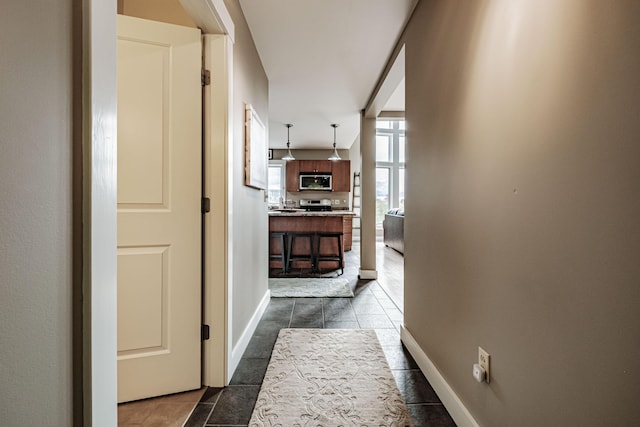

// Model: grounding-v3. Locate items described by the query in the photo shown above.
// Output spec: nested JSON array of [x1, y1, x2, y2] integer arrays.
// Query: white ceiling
[[238, 0, 414, 149]]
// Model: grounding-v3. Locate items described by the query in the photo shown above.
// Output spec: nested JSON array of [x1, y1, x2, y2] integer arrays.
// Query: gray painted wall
[[270, 148, 350, 161], [0, 1, 74, 424], [403, 1, 640, 425], [224, 0, 271, 348], [348, 135, 361, 185]]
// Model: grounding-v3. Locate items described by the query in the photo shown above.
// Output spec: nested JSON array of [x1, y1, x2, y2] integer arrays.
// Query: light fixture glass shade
[[282, 123, 295, 161], [328, 124, 341, 160], [282, 148, 295, 161], [328, 145, 341, 161]]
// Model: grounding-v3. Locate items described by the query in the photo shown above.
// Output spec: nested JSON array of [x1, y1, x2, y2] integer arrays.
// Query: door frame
[[202, 33, 233, 387]]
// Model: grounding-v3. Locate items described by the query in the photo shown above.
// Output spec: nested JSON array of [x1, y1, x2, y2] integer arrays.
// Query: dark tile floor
[[185, 246, 456, 426]]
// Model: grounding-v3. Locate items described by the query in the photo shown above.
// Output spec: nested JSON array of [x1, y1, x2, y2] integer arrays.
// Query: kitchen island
[[269, 210, 355, 273]]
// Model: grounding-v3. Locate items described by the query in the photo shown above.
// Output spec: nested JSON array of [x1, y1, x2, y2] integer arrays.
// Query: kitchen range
[[299, 198, 332, 211]]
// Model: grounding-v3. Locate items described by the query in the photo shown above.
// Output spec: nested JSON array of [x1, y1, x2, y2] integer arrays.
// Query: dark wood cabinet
[[285, 160, 299, 192], [269, 213, 354, 273], [285, 159, 350, 193], [298, 160, 332, 174], [331, 160, 351, 192], [343, 216, 353, 251]]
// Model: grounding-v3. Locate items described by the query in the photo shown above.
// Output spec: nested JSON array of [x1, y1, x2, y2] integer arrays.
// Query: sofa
[[383, 208, 404, 254]]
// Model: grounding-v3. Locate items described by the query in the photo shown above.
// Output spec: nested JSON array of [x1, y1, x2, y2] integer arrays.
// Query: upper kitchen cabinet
[[285, 160, 299, 192], [299, 160, 332, 174], [331, 160, 351, 192], [285, 159, 351, 193]]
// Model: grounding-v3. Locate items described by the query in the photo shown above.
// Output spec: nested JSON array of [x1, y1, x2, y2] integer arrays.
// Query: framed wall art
[[244, 103, 267, 190]]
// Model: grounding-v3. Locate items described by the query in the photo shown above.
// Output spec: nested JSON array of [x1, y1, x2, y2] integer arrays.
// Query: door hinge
[[201, 197, 211, 214], [201, 324, 210, 341], [201, 69, 211, 86]]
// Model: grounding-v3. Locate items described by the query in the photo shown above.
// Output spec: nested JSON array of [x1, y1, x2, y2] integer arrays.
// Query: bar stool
[[286, 232, 315, 273], [269, 232, 287, 274], [315, 232, 343, 275]]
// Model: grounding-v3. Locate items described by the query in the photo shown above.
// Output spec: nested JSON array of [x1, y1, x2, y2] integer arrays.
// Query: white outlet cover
[[478, 347, 490, 383]]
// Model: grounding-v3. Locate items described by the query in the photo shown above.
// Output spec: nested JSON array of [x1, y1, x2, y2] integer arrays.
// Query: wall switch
[[478, 347, 490, 383]]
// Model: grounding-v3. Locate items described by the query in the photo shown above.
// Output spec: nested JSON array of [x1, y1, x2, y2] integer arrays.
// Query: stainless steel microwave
[[299, 174, 332, 191]]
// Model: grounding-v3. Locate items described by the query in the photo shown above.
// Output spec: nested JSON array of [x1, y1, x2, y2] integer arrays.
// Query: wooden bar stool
[[315, 232, 343, 275], [269, 232, 287, 274], [286, 232, 315, 273]]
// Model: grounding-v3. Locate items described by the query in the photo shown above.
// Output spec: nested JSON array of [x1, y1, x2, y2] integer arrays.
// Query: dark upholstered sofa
[[383, 208, 404, 254]]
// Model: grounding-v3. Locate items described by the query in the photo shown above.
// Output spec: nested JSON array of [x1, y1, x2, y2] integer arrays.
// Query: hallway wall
[[0, 1, 74, 424], [403, 1, 640, 425], [223, 0, 270, 349]]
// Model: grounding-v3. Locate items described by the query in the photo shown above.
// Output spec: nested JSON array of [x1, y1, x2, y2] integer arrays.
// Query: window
[[375, 119, 405, 227], [267, 161, 285, 206], [376, 167, 390, 226], [399, 167, 405, 209], [376, 134, 391, 162]]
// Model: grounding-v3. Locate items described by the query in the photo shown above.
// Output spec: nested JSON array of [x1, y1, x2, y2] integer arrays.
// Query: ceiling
[[238, 0, 415, 150]]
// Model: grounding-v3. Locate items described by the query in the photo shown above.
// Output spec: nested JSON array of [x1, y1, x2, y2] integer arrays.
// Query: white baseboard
[[227, 289, 270, 381], [400, 326, 479, 427], [358, 269, 378, 280]]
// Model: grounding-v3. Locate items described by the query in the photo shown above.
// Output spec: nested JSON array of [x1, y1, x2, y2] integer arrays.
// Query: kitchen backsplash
[[284, 192, 351, 209]]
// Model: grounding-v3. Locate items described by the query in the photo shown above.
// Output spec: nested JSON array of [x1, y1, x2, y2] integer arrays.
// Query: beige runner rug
[[249, 329, 413, 426], [269, 278, 354, 298]]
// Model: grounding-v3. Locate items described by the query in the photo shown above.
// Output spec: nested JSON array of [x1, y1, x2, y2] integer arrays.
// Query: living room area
[[376, 117, 406, 311]]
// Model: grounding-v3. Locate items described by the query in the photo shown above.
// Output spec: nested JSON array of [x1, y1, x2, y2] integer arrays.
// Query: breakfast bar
[[268, 211, 354, 273]]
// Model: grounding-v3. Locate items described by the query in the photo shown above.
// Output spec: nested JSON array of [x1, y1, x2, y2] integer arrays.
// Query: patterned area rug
[[268, 278, 354, 298], [249, 329, 413, 426]]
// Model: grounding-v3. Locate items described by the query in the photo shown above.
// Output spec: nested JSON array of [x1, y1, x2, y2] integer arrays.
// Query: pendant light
[[282, 123, 295, 161], [328, 123, 341, 161]]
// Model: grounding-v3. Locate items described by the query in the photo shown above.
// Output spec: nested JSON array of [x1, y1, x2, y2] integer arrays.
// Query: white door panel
[[117, 15, 202, 403]]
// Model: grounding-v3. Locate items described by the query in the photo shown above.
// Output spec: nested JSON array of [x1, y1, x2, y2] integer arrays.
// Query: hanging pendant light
[[282, 123, 295, 161], [328, 123, 341, 161]]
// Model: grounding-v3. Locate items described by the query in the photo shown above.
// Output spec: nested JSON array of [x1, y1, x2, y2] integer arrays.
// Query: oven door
[[299, 174, 332, 191]]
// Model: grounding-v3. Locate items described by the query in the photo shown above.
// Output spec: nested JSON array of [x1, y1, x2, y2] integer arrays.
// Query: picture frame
[[244, 104, 268, 190]]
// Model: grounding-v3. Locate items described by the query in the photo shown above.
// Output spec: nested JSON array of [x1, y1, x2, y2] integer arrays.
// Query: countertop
[[268, 209, 355, 217]]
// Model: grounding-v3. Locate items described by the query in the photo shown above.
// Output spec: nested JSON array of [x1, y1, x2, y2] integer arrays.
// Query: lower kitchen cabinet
[[268, 212, 355, 272], [343, 215, 352, 251]]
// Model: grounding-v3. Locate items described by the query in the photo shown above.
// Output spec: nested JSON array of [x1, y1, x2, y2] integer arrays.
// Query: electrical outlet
[[478, 347, 490, 383]]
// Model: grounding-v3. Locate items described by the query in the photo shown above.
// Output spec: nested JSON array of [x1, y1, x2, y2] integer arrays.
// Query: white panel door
[[116, 15, 202, 403]]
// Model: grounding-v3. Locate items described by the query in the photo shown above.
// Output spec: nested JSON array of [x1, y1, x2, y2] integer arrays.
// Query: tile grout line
[[200, 387, 224, 426], [197, 399, 216, 427], [288, 300, 295, 328]]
